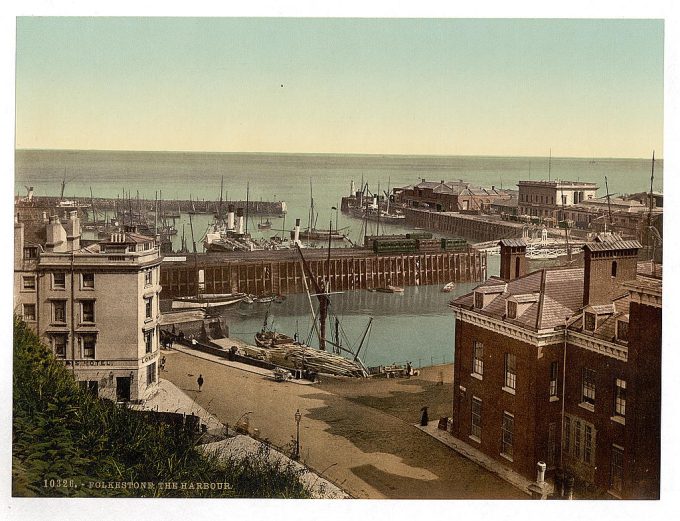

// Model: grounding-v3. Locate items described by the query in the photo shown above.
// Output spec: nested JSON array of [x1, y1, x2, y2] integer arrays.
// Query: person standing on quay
[[197, 374, 204, 392]]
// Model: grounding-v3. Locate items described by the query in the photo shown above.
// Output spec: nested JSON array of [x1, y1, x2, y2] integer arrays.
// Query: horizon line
[[14, 147, 663, 162]]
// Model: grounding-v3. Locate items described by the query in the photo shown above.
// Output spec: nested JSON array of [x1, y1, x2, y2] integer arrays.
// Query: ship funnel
[[294, 218, 301, 245], [227, 204, 235, 230], [350, 180, 355, 197], [236, 208, 244, 235]]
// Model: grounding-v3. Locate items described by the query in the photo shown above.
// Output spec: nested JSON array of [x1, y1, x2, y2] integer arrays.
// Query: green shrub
[[12, 317, 310, 498]]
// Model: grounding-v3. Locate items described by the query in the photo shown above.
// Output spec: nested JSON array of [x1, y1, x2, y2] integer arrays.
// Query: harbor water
[[14, 151, 658, 368]]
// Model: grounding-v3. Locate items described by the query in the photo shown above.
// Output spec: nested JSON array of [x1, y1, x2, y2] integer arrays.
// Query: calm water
[[15, 150, 662, 248], [14, 150, 659, 367]]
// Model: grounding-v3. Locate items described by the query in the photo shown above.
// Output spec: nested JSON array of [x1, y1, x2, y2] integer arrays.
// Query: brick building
[[449, 237, 661, 498]]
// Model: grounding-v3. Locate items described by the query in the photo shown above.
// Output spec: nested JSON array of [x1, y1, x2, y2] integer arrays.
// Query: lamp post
[[293, 409, 302, 460], [331, 206, 338, 234]]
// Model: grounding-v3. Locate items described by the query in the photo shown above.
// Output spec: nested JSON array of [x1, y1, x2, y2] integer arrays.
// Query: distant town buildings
[[393, 179, 514, 213], [449, 237, 661, 499], [14, 212, 162, 402]]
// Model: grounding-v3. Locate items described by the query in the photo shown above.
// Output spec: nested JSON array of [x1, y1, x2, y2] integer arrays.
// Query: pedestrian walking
[[160, 356, 166, 371], [420, 406, 429, 426], [197, 374, 204, 392]]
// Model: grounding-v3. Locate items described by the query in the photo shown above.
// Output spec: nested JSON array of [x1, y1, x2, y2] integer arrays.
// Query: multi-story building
[[517, 180, 598, 218], [14, 212, 163, 402], [394, 179, 512, 213], [449, 237, 661, 499]]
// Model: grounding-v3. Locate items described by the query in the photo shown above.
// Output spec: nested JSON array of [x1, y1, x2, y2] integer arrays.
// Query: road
[[163, 349, 525, 499]]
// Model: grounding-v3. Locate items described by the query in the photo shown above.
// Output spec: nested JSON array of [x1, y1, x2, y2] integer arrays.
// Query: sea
[[14, 150, 663, 368]]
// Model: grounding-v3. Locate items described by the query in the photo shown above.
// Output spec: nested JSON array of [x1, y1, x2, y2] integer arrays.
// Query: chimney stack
[[227, 204, 235, 230], [499, 239, 527, 280], [583, 239, 641, 306], [66, 210, 81, 251], [293, 218, 301, 245], [46, 215, 67, 252], [236, 208, 244, 235]]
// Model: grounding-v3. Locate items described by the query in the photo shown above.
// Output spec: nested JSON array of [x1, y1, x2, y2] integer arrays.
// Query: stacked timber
[[267, 344, 368, 378]]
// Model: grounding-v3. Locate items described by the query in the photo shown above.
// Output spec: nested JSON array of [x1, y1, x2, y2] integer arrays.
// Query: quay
[[404, 208, 527, 242], [160, 248, 486, 299]]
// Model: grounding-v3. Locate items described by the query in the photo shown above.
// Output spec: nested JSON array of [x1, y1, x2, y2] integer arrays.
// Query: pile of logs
[[267, 344, 368, 378]]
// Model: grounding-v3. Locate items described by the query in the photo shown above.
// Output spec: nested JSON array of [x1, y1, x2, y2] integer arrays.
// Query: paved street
[[162, 348, 525, 499]]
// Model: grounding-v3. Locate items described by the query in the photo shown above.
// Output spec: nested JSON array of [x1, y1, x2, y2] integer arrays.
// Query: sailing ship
[[292, 179, 349, 241]]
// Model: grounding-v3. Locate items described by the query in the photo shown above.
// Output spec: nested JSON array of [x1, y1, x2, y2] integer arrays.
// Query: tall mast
[[605, 176, 612, 227], [245, 181, 250, 234], [548, 148, 552, 182]]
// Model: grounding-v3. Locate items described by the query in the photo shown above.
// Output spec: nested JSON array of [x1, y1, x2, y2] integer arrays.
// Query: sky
[[15, 17, 664, 158]]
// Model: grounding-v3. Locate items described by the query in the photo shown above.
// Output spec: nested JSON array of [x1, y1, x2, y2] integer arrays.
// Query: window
[[52, 334, 67, 358], [79, 380, 99, 396], [610, 446, 624, 493], [563, 416, 571, 456], [548, 423, 557, 466], [584, 425, 594, 464], [504, 353, 517, 391], [147, 362, 157, 386], [617, 320, 628, 342], [53, 273, 66, 289], [611, 261, 618, 277], [22, 276, 36, 290], [145, 329, 154, 354], [471, 397, 482, 441], [145, 297, 153, 319], [81, 301, 95, 323], [23, 246, 38, 259], [23, 303, 36, 321], [81, 273, 95, 289], [472, 341, 484, 376], [82, 335, 96, 359], [574, 420, 582, 458], [615, 379, 626, 417], [53, 300, 66, 323], [144, 270, 153, 286], [507, 300, 517, 319], [584, 312, 596, 332], [474, 292, 484, 309], [549, 362, 559, 397], [501, 412, 514, 459], [582, 368, 596, 406]]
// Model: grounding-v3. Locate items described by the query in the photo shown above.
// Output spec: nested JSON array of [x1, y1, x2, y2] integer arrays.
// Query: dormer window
[[616, 319, 629, 342], [474, 292, 484, 309], [507, 301, 517, 319], [584, 312, 596, 332]]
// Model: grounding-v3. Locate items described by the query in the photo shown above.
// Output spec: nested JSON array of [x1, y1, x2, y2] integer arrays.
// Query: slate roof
[[583, 240, 642, 252], [451, 260, 661, 335], [450, 268, 584, 331], [498, 238, 526, 248]]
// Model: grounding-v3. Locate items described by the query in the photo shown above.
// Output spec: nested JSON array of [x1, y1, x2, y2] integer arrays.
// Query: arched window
[[611, 260, 618, 277]]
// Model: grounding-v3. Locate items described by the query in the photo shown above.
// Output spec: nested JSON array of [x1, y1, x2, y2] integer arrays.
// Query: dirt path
[[162, 350, 524, 499]]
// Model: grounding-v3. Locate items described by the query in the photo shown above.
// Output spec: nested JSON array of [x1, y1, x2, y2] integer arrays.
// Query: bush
[[12, 317, 310, 498]]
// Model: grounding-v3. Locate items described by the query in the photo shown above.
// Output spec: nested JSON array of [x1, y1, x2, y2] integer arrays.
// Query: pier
[[159, 248, 486, 298], [404, 208, 526, 242]]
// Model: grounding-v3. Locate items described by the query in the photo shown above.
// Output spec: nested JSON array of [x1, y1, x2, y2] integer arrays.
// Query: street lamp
[[293, 408, 302, 460]]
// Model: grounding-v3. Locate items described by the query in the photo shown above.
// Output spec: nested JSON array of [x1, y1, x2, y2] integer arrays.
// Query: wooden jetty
[[159, 248, 487, 299]]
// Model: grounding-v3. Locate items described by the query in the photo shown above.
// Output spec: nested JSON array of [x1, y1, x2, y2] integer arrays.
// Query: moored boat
[[171, 293, 246, 310], [441, 281, 456, 292]]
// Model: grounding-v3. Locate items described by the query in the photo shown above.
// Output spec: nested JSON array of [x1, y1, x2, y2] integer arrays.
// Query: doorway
[[116, 377, 131, 402]]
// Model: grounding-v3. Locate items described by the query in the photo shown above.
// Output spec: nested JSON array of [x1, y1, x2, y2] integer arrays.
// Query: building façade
[[449, 237, 661, 499]]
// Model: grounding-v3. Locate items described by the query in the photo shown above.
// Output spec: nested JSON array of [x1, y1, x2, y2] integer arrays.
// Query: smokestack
[[350, 180, 355, 197], [294, 218, 301, 245], [236, 208, 244, 235], [227, 204, 235, 230], [27, 186, 34, 201]]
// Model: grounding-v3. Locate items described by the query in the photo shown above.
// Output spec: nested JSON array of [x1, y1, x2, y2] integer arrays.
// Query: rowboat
[[171, 293, 247, 310], [441, 281, 456, 292]]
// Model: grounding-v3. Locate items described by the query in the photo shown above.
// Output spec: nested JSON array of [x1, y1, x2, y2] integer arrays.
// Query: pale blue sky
[[15, 17, 664, 157]]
